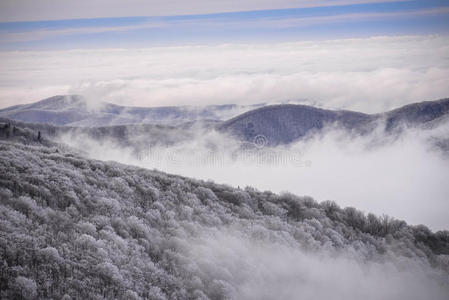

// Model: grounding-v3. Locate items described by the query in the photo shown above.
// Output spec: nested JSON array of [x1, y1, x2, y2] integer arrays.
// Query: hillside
[[219, 99, 449, 145], [0, 117, 200, 153], [218, 104, 374, 145], [0, 127, 449, 299], [383, 98, 449, 130]]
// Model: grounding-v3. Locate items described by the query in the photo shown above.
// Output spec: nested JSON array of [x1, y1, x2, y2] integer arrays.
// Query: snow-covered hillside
[[0, 128, 448, 299]]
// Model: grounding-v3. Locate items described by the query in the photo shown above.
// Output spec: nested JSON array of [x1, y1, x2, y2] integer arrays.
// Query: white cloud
[[58, 119, 449, 230], [183, 227, 449, 300], [1, 35, 448, 113]]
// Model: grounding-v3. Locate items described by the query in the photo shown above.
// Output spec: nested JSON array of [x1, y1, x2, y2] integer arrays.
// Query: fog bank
[[1, 35, 448, 113], [58, 121, 449, 230]]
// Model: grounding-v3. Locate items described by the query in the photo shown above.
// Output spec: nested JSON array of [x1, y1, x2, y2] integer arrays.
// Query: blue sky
[[0, 0, 448, 50]]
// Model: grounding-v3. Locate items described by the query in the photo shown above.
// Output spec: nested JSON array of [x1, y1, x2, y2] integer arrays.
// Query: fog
[[58, 121, 449, 230], [183, 226, 449, 300], [1, 35, 449, 113]]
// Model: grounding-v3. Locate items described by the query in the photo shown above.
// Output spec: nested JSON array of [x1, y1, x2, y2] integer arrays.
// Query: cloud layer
[[58, 118, 449, 230], [186, 227, 449, 300], [1, 35, 449, 113]]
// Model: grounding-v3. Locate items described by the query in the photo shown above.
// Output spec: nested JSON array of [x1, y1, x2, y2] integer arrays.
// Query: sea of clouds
[[1, 35, 448, 113]]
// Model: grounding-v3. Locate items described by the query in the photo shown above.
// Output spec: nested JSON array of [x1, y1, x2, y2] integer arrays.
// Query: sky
[[0, 0, 448, 109], [1, 0, 449, 49]]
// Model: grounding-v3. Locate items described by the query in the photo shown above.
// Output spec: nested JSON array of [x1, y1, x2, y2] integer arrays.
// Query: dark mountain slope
[[218, 104, 374, 145], [219, 98, 449, 145], [0, 126, 448, 299], [383, 98, 449, 130]]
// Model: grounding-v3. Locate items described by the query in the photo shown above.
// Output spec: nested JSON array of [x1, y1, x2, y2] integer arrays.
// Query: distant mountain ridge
[[0, 95, 263, 126], [1, 96, 448, 146], [383, 98, 449, 130], [218, 104, 375, 145], [219, 98, 449, 145]]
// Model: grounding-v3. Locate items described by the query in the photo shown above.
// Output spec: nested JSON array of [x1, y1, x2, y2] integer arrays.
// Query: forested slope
[[218, 98, 449, 145], [0, 136, 449, 299]]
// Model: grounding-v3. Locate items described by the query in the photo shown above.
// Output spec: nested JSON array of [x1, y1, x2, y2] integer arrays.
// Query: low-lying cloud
[[184, 226, 449, 300], [1, 35, 448, 113], [58, 120, 449, 230]]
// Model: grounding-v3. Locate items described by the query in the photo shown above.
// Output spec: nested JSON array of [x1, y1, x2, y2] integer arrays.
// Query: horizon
[[1, 93, 448, 114], [0, 1, 448, 112]]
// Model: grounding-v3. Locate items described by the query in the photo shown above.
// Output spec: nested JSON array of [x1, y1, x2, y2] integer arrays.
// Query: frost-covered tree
[[0, 131, 448, 299]]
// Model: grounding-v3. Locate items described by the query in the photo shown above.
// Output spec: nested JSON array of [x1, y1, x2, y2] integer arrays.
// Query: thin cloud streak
[[2, 5, 448, 43], [0, 22, 168, 43], [249, 6, 449, 29], [0, 0, 408, 22]]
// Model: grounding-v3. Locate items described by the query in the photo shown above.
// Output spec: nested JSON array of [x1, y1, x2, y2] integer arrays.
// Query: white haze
[[1, 35, 449, 113], [58, 121, 449, 231], [184, 227, 449, 300]]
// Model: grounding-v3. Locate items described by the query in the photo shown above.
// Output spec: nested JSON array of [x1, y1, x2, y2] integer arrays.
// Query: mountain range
[[1, 95, 448, 147], [0, 95, 262, 127]]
